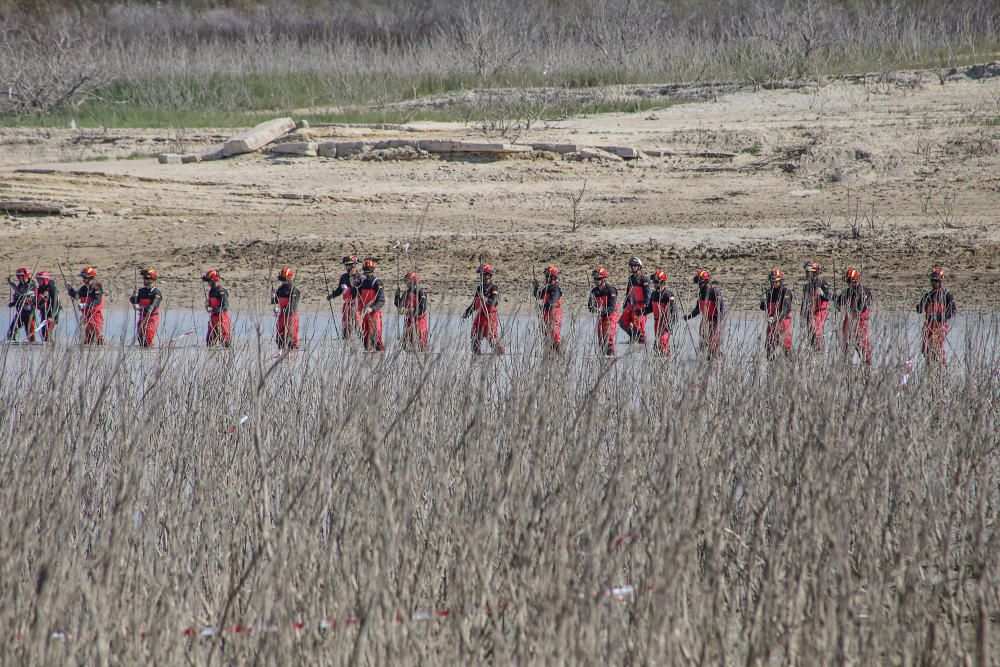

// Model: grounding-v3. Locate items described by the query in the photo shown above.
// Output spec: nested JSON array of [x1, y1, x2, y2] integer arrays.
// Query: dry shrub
[[0, 321, 997, 663]]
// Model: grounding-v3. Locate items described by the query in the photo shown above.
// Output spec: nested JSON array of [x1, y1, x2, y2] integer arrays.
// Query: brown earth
[[1, 69, 999, 314]]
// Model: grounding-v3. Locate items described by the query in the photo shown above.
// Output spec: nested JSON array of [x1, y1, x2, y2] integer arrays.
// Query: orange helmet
[[845, 268, 861, 283], [652, 270, 667, 284], [404, 271, 420, 283], [80, 266, 96, 279], [278, 266, 295, 281], [140, 267, 158, 280], [803, 260, 821, 274], [202, 269, 220, 282], [15, 266, 31, 280], [694, 270, 710, 285], [543, 265, 558, 278], [768, 268, 784, 283], [37, 271, 51, 283], [929, 266, 945, 282], [477, 264, 495, 276], [363, 259, 376, 272], [592, 266, 608, 280], [342, 255, 359, 266]]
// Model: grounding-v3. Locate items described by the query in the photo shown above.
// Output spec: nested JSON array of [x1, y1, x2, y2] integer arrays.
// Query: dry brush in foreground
[[0, 334, 997, 664]]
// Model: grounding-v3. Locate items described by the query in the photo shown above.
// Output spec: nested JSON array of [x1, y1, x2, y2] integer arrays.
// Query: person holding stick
[[463, 263, 504, 355], [35, 271, 60, 342], [272, 266, 300, 350], [800, 260, 831, 352], [327, 255, 362, 342], [588, 266, 619, 357], [646, 270, 677, 357], [760, 268, 794, 360], [532, 265, 563, 353], [358, 258, 385, 352], [836, 267, 873, 364], [67, 266, 105, 345], [7, 266, 37, 343], [916, 266, 956, 366], [129, 267, 162, 348], [395, 271, 429, 351], [684, 270, 724, 358], [202, 269, 231, 348]]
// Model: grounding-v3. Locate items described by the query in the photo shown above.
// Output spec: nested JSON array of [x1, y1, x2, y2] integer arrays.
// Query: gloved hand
[[326, 293, 334, 301], [273, 307, 280, 316], [768, 316, 776, 325], [532, 278, 540, 292], [588, 305, 597, 313], [363, 307, 372, 315], [683, 314, 692, 321], [461, 311, 470, 320]]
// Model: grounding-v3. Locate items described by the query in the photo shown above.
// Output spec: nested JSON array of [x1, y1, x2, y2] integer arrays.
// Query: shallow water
[[3, 304, 997, 369]]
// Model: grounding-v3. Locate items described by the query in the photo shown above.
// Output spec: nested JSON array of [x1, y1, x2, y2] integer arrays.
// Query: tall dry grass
[[1, 0, 998, 119], [0, 321, 996, 663]]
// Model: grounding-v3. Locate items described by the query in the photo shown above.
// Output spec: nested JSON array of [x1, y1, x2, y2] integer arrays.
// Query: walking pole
[[321, 263, 340, 341]]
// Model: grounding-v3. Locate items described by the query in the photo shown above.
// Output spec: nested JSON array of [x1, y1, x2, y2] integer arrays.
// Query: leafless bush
[[0, 321, 996, 663], [0, 21, 113, 116], [814, 187, 891, 240], [566, 180, 599, 231], [925, 191, 966, 229]]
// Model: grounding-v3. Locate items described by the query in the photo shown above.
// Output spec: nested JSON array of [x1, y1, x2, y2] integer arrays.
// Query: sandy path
[[1, 71, 998, 313]]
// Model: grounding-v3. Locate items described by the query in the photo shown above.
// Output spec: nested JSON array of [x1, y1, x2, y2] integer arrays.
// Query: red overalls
[[619, 276, 648, 343], [920, 297, 949, 365], [136, 290, 160, 348], [206, 289, 231, 347], [402, 288, 429, 351], [764, 288, 793, 359], [471, 286, 503, 354], [803, 281, 829, 351], [541, 286, 562, 351], [359, 279, 384, 351], [79, 287, 105, 345], [592, 286, 618, 356], [276, 294, 299, 350], [650, 290, 674, 357], [697, 288, 721, 356], [840, 289, 872, 364]]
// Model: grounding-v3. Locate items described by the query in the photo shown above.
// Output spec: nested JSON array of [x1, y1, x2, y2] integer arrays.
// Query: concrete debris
[[222, 117, 296, 157], [575, 147, 624, 162], [267, 141, 319, 157], [158, 153, 182, 165]]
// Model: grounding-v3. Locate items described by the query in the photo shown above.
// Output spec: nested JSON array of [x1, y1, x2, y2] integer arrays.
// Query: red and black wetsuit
[[68, 282, 105, 345], [206, 284, 231, 347], [645, 287, 677, 356], [465, 281, 503, 354], [330, 270, 362, 340], [358, 274, 385, 351], [7, 278, 37, 342], [917, 287, 956, 365], [837, 285, 873, 364], [687, 283, 724, 356], [801, 278, 831, 351], [35, 279, 60, 342], [620, 273, 651, 343], [533, 280, 563, 351], [394, 286, 429, 351], [129, 286, 162, 348], [588, 283, 619, 356], [760, 285, 794, 359], [271, 283, 301, 350]]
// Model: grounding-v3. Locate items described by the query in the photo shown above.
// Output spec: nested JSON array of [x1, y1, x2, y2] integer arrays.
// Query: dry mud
[[1, 70, 998, 313]]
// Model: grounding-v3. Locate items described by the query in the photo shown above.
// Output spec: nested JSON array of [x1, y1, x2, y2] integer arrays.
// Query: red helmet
[[279, 266, 295, 281], [342, 255, 359, 266], [693, 270, 710, 285], [845, 268, 861, 283], [80, 266, 96, 279], [652, 270, 667, 283], [37, 271, 51, 283], [543, 265, 558, 278], [478, 264, 495, 276], [592, 266, 608, 280], [404, 271, 420, 283], [141, 267, 158, 280], [15, 266, 31, 280], [202, 269, 220, 282], [929, 266, 945, 282], [768, 268, 784, 283], [363, 259, 377, 272], [803, 260, 821, 274]]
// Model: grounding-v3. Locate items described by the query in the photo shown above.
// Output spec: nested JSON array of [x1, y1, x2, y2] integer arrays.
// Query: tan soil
[[1, 71, 998, 314]]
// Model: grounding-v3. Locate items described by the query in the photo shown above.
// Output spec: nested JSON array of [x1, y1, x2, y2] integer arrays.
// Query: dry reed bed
[[0, 329, 997, 664]]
